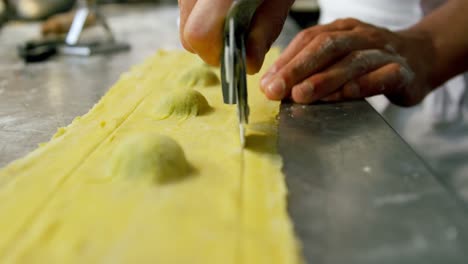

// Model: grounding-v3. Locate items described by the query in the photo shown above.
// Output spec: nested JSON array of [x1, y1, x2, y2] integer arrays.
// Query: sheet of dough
[[0, 49, 302, 263]]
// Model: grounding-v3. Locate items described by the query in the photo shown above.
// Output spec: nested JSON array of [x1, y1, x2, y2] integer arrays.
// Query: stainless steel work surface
[[280, 102, 468, 263], [1, 4, 468, 264]]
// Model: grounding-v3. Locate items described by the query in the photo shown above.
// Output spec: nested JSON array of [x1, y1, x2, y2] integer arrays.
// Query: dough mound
[[154, 89, 211, 120], [179, 65, 220, 87], [110, 133, 190, 183]]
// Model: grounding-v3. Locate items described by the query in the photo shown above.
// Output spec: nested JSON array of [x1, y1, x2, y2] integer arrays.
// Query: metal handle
[[224, 0, 263, 38], [65, 0, 115, 46], [220, 0, 263, 104]]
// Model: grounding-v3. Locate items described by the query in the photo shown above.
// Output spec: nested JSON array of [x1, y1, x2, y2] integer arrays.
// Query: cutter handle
[[220, 0, 263, 104], [224, 0, 263, 37]]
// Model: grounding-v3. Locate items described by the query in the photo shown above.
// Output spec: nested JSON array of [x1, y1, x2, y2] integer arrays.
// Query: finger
[[183, 0, 233, 66], [320, 92, 344, 102], [179, 0, 198, 52], [320, 81, 360, 102], [265, 23, 355, 74], [262, 31, 387, 100], [291, 49, 401, 104], [245, 0, 294, 74], [261, 18, 364, 86], [260, 26, 330, 89], [321, 63, 414, 102], [319, 81, 365, 102]]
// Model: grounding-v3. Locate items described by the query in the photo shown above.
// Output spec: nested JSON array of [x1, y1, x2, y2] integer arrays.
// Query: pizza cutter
[[220, 0, 263, 147]]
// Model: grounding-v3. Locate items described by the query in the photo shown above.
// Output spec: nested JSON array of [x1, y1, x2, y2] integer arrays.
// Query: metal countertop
[[0, 4, 467, 263], [281, 101, 468, 263]]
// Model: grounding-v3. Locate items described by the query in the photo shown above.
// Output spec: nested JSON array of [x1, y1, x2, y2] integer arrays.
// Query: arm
[[260, 0, 468, 106], [409, 0, 468, 89]]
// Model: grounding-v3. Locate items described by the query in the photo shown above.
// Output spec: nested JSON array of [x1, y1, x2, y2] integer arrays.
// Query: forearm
[[404, 0, 468, 88]]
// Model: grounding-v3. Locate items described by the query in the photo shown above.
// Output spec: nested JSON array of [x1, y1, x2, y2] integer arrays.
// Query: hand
[[178, 0, 294, 74], [260, 18, 436, 106]]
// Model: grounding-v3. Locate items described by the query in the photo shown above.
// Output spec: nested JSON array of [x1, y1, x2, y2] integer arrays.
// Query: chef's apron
[[317, 0, 468, 201]]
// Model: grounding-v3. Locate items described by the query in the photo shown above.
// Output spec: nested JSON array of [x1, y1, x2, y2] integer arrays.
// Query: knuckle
[[353, 26, 389, 48], [316, 33, 340, 54], [309, 74, 329, 93], [183, 24, 219, 49], [350, 50, 367, 61], [363, 27, 382, 39], [295, 30, 308, 43], [296, 28, 315, 42], [291, 30, 310, 49], [291, 55, 314, 77], [286, 56, 318, 84], [183, 29, 220, 66], [351, 49, 385, 65], [333, 17, 361, 28], [315, 32, 331, 43], [343, 17, 360, 25], [315, 32, 353, 56], [297, 28, 310, 38], [348, 51, 371, 73], [352, 25, 368, 33]]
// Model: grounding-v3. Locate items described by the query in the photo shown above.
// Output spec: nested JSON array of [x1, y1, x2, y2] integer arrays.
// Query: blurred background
[[0, 0, 319, 28], [0, 0, 316, 63]]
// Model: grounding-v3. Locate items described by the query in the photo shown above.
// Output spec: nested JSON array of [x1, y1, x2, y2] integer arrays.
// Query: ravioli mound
[[154, 89, 211, 120], [109, 133, 190, 184], [179, 65, 220, 87]]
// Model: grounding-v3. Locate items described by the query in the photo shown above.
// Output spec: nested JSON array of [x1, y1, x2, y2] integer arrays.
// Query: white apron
[[317, 0, 468, 199]]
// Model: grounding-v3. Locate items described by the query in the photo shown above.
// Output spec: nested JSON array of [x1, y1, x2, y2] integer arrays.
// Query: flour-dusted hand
[[178, 0, 294, 74], [260, 18, 436, 106]]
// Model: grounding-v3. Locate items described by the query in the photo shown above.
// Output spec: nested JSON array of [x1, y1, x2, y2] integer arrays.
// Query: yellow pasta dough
[[0, 49, 302, 263], [109, 133, 190, 184], [153, 89, 212, 120], [179, 64, 221, 87]]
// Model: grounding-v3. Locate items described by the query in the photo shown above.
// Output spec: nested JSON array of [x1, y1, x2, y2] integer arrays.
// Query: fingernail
[[267, 78, 286, 99], [261, 73, 273, 87]]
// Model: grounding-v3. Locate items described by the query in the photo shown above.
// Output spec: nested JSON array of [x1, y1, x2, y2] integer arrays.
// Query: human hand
[[260, 18, 436, 106], [178, 0, 294, 74]]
